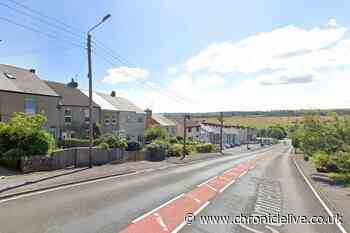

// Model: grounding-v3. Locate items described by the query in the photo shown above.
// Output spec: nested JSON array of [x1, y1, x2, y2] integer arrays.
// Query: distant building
[[200, 122, 257, 145], [0, 64, 61, 138], [167, 116, 201, 141], [146, 109, 177, 138]]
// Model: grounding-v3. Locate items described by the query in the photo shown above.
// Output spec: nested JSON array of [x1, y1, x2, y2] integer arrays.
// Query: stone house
[[0, 64, 61, 138], [82, 90, 146, 143], [45, 80, 101, 139]]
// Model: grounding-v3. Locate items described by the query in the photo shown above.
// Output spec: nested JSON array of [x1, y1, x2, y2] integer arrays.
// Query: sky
[[1, 0, 350, 113]]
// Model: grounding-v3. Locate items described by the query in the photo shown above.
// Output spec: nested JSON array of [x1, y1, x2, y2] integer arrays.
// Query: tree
[[144, 126, 168, 142]]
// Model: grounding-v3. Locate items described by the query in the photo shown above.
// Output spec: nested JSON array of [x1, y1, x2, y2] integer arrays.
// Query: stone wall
[[20, 147, 124, 173]]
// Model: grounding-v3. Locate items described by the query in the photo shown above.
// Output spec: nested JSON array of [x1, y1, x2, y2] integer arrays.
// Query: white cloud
[[327, 18, 338, 28], [186, 20, 348, 77], [116, 20, 350, 112], [102, 66, 150, 84], [167, 66, 178, 75]]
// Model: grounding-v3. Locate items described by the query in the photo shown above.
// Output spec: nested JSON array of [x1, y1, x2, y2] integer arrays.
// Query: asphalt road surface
[[0, 144, 340, 233]]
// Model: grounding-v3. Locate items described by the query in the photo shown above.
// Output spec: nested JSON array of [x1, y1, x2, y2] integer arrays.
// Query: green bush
[[169, 144, 182, 157], [96, 134, 128, 149], [19, 131, 55, 155], [0, 113, 55, 158], [169, 137, 179, 144], [144, 126, 168, 142], [97, 142, 110, 149], [311, 152, 330, 170], [195, 143, 214, 153], [145, 139, 170, 161], [58, 138, 91, 148]]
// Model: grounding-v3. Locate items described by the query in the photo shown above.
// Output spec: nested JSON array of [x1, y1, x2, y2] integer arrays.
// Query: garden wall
[[20, 147, 124, 173]]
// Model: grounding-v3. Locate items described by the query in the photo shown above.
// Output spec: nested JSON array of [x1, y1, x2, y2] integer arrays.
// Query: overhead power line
[[1, 0, 193, 104], [0, 16, 85, 49]]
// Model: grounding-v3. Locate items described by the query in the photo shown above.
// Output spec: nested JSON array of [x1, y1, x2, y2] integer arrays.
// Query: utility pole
[[87, 33, 93, 168], [87, 14, 111, 169], [219, 112, 224, 154], [181, 114, 190, 160], [246, 127, 250, 150]]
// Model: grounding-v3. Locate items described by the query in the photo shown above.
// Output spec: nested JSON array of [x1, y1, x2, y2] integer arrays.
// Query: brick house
[[0, 64, 61, 138]]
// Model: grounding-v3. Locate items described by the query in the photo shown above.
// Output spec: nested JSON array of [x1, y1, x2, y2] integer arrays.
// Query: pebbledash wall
[[20, 147, 125, 173]]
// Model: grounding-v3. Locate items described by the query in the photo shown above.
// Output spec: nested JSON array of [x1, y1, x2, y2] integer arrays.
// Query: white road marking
[[239, 224, 265, 233], [132, 193, 185, 223], [292, 155, 348, 233], [197, 176, 218, 187], [239, 170, 247, 178], [0, 171, 138, 204], [219, 179, 236, 193], [171, 201, 210, 233], [204, 183, 218, 192], [154, 213, 169, 231], [186, 193, 201, 203]]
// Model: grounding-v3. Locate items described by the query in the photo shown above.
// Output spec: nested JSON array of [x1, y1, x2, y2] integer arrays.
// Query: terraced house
[[0, 64, 61, 138], [82, 90, 146, 143], [45, 79, 101, 139]]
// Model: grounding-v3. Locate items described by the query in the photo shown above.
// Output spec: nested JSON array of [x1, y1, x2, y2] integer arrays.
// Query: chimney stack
[[110, 90, 116, 97], [145, 108, 153, 128], [67, 78, 78, 88], [29, 69, 36, 73]]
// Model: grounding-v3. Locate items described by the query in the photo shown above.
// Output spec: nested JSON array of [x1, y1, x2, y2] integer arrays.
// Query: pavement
[[0, 145, 276, 233], [0, 144, 263, 199]]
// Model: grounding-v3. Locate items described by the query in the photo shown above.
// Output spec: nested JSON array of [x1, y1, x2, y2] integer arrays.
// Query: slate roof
[[152, 115, 176, 126], [98, 92, 144, 113], [45, 81, 99, 107], [0, 64, 59, 97], [80, 90, 116, 111]]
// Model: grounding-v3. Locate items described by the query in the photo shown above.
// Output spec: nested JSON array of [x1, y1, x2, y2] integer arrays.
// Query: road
[[0, 144, 341, 233]]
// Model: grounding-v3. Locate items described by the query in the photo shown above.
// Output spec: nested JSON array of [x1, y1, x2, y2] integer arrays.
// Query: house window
[[64, 109, 72, 124], [188, 127, 192, 133], [84, 109, 90, 124], [137, 117, 144, 123], [25, 98, 36, 114], [196, 127, 200, 132], [138, 135, 144, 143], [111, 115, 117, 125], [105, 115, 110, 126], [126, 115, 132, 123]]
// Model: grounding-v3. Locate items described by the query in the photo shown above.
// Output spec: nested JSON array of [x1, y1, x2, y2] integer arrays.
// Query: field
[[193, 116, 303, 128]]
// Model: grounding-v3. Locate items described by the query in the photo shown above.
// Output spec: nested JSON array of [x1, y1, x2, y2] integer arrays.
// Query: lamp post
[[87, 14, 111, 168]]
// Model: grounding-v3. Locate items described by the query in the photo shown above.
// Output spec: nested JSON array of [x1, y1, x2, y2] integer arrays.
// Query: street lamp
[[87, 14, 111, 168]]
